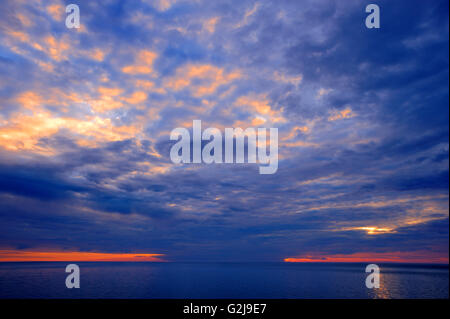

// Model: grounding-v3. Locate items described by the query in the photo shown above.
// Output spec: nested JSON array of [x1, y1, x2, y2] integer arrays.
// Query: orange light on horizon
[[284, 251, 449, 264], [0, 250, 166, 262], [348, 226, 395, 235]]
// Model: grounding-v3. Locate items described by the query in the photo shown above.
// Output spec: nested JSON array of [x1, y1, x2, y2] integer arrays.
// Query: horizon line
[[0, 250, 447, 264]]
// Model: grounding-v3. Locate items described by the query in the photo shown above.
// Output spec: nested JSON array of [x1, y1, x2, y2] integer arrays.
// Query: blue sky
[[0, 0, 448, 263]]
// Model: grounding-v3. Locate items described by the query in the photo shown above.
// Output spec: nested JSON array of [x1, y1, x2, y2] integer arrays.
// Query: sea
[[0, 262, 448, 299]]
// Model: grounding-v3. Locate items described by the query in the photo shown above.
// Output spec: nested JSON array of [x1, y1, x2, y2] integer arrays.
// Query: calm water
[[0, 262, 448, 299]]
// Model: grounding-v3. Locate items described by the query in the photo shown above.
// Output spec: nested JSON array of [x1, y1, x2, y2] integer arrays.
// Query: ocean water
[[0, 262, 448, 299]]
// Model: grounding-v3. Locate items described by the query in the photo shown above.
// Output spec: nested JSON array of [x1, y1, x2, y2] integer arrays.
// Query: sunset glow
[[0, 250, 166, 262], [284, 251, 449, 264]]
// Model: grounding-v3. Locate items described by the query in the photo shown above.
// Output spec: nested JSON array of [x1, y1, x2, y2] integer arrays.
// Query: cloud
[[0, 0, 448, 262], [46, 2, 64, 22], [122, 50, 158, 75], [164, 63, 241, 97], [328, 107, 356, 121]]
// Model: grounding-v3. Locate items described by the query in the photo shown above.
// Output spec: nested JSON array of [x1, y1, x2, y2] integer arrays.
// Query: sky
[[0, 0, 448, 263]]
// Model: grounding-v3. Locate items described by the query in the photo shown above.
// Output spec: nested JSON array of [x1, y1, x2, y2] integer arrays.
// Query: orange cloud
[[152, 0, 178, 11], [328, 107, 356, 121], [0, 250, 165, 262], [235, 96, 271, 114], [234, 3, 259, 29], [88, 48, 107, 62], [203, 17, 220, 33], [98, 87, 123, 96], [13, 89, 86, 113], [6, 30, 29, 42], [3, 21, 74, 65], [282, 126, 309, 141], [135, 80, 166, 94], [16, 13, 33, 27], [14, 91, 44, 110], [342, 226, 395, 235], [90, 87, 124, 112], [0, 90, 141, 153], [316, 87, 333, 98], [234, 95, 286, 123], [43, 35, 70, 61], [273, 71, 302, 86], [165, 63, 241, 97], [0, 110, 140, 153], [122, 91, 148, 105], [46, 3, 64, 21], [122, 50, 158, 74], [281, 140, 318, 148]]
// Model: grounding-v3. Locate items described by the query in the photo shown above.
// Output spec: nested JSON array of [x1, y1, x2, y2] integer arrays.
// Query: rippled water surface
[[0, 262, 448, 298]]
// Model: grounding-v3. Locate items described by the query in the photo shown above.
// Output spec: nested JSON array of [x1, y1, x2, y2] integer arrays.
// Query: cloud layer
[[0, 0, 448, 262]]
